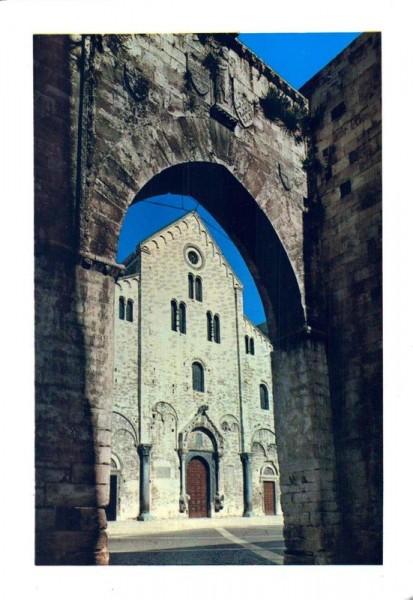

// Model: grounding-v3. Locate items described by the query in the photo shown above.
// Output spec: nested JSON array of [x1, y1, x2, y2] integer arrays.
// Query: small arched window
[[179, 302, 186, 334], [126, 299, 134, 322], [207, 312, 213, 341], [214, 314, 221, 344], [119, 296, 125, 320], [195, 276, 203, 302], [192, 362, 205, 392], [245, 335, 249, 354], [249, 338, 255, 355], [188, 273, 194, 299], [171, 300, 178, 331], [260, 384, 269, 410]]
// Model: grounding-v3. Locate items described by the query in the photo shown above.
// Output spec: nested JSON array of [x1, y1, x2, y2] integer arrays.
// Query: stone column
[[178, 449, 188, 513], [275, 333, 341, 564], [213, 451, 224, 512], [240, 452, 254, 517], [36, 256, 119, 565], [138, 444, 152, 521]]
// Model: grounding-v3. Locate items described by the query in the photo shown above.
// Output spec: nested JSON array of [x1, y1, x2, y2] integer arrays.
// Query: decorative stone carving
[[214, 493, 225, 512], [233, 80, 254, 128], [179, 494, 189, 513], [214, 46, 231, 105], [251, 428, 277, 456], [209, 46, 238, 130], [186, 52, 210, 96], [179, 408, 224, 455], [124, 62, 149, 102], [79, 251, 125, 278]]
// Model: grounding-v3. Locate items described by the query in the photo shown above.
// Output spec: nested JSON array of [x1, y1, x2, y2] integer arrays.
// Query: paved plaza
[[108, 516, 285, 565]]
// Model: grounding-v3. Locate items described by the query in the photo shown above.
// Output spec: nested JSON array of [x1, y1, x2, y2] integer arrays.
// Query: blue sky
[[118, 33, 361, 325]]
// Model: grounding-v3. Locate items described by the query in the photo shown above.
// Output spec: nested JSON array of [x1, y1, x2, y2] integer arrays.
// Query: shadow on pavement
[[109, 540, 286, 566]]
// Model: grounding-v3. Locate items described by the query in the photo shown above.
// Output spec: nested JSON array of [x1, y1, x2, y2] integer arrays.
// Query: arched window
[[179, 302, 186, 334], [214, 314, 221, 343], [171, 300, 178, 331], [245, 335, 249, 354], [249, 337, 255, 355], [195, 276, 203, 302], [207, 312, 213, 341], [119, 296, 125, 320], [188, 273, 194, 299], [192, 362, 204, 392], [126, 299, 133, 322], [260, 384, 269, 410]]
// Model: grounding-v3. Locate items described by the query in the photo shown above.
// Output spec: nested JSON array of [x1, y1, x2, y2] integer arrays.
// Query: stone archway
[[35, 33, 340, 565]]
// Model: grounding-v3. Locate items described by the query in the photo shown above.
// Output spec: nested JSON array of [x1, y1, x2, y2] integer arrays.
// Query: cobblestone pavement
[[108, 516, 285, 565]]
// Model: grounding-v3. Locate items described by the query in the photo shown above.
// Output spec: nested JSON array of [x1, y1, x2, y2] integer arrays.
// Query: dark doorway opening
[[106, 474, 118, 521]]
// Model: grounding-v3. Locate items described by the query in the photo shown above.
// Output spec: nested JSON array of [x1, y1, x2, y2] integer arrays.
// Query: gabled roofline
[[123, 209, 243, 289]]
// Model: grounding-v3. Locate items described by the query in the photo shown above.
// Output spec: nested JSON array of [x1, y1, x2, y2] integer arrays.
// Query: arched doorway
[[187, 457, 210, 518], [261, 465, 278, 516], [263, 481, 276, 515]]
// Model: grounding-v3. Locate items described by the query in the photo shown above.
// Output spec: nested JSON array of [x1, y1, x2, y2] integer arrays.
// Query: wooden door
[[263, 481, 275, 515], [187, 457, 209, 518]]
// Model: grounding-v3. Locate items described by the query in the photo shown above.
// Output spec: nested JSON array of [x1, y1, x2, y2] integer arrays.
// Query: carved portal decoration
[[124, 62, 149, 102], [179, 406, 224, 455]]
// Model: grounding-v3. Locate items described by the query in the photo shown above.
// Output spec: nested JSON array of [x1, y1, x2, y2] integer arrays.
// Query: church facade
[[110, 212, 280, 521]]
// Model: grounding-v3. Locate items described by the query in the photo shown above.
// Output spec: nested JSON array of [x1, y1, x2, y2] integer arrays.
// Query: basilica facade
[[110, 211, 280, 521]]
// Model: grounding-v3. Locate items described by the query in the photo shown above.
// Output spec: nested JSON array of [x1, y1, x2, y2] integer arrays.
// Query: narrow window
[[340, 180, 352, 198], [214, 314, 221, 344], [179, 302, 186, 334], [260, 384, 269, 410], [188, 273, 194, 299], [195, 276, 203, 302], [119, 297, 125, 320], [249, 338, 255, 356], [245, 335, 249, 354], [207, 312, 213, 341], [192, 362, 204, 392], [171, 300, 178, 331], [126, 299, 134, 322], [331, 101, 346, 121], [348, 149, 358, 164]]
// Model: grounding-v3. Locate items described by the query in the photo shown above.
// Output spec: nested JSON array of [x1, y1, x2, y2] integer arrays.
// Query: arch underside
[[132, 162, 305, 341]]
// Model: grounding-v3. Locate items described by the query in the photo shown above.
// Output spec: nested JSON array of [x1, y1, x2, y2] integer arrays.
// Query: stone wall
[[301, 32, 382, 563]]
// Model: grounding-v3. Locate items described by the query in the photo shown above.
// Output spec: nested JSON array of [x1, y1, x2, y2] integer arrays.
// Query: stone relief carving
[[209, 45, 238, 130], [251, 428, 277, 456], [186, 52, 210, 96], [220, 414, 240, 433], [233, 80, 254, 128], [214, 46, 231, 105]]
